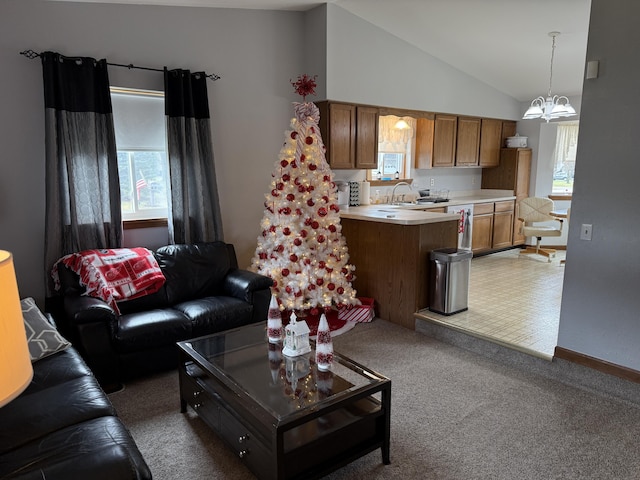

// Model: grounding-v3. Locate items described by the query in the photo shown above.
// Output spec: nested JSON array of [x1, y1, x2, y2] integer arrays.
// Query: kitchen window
[[111, 87, 169, 224], [552, 121, 579, 194], [367, 115, 415, 181]]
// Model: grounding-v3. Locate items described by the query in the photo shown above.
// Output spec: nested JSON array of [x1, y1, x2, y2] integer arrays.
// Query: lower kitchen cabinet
[[472, 202, 494, 253], [472, 200, 515, 254]]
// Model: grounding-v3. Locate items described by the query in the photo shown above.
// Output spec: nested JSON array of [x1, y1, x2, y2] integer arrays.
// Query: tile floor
[[415, 248, 566, 360]]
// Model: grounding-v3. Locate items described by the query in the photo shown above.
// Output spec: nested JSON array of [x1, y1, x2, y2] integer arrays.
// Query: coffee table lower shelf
[[179, 356, 391, 480]]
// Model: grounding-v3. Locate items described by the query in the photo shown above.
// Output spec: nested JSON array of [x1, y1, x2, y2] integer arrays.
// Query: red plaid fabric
[[52, 248, 165, 315]]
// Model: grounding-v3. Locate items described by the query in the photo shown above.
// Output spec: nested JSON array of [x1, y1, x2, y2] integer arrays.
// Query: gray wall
[[557, 0, 640, 370], [0, 0, 304, 304]]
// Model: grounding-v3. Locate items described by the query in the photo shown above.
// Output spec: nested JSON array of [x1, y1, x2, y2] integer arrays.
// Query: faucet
[[391, 182, 413, 204]]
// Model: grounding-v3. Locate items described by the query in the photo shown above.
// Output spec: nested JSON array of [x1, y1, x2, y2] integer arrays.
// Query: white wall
[[557, 0, 640, 370], [325, 4, 522, 120], [0, 0, 304, 304]]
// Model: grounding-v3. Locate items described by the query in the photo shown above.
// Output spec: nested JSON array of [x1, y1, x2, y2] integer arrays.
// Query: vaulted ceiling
[[50, 0, 592, 102]]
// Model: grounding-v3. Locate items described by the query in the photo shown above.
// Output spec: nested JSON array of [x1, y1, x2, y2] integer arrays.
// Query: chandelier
[[523, 32, 576, 123]]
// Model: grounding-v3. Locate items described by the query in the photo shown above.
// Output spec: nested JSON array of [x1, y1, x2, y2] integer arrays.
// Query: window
[[111, 88, 169, 221], [367, 115, 414, 181], [552, 121, 579, 194]]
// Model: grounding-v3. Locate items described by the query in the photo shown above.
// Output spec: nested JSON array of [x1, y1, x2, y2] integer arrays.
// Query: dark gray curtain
[[164, 68, 223, 244], [42, 51, 122, 295]]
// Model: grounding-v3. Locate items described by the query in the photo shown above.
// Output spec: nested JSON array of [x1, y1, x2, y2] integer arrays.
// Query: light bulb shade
[[0, 251, 33, 407], [394, 119, 410, 130]]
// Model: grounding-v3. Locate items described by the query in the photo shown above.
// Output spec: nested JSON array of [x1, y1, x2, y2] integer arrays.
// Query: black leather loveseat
[[54, 242, 273, 388], [0, 341, 151, 479]]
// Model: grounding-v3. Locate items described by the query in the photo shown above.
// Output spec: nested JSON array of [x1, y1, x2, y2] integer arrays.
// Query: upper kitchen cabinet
[[432, 114, 457, 167], [315, 101, 378, 169], [355, 106, 379, 169], [478, 118, 503, 167], [455, 116, 481, 166], [316, 101, 355, 169], [501, 120, 517, 147], [414, 115, 435, 169]]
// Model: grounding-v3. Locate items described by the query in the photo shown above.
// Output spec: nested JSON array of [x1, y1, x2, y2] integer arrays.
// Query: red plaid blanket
[[52, 248, 165, 315]]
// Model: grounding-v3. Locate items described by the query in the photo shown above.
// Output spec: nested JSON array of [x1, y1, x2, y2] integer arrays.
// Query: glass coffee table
[[177, 322, 391, 480]]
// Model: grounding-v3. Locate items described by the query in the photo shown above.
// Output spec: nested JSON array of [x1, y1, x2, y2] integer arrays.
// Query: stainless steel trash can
[[429, 248, 473, 315]]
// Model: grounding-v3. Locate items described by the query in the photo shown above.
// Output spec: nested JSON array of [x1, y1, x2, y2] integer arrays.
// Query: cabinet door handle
[[238, 434, 250, 443], [239, 450, 248, 458]]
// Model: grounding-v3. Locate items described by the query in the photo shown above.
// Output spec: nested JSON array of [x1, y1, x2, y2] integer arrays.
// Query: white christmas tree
[[251, 75, 359, 314]]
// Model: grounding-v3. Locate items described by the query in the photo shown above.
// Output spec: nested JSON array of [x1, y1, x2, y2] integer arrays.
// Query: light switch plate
[[580, 224, 593, 241]]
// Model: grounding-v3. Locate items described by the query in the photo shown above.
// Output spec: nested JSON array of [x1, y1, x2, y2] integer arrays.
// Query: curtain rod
[[19, 49, 221, 81]]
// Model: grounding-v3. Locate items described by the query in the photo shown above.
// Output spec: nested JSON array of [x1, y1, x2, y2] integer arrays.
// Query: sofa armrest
[[64, 295, 118, 325], [223, 269, 273, 303]]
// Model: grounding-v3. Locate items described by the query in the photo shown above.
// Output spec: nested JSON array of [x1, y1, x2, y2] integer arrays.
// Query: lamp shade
[[0, 251, 33, 407]]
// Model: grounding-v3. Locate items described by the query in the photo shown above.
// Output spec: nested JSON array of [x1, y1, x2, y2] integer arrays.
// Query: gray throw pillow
[[21, 297, 71, 362]]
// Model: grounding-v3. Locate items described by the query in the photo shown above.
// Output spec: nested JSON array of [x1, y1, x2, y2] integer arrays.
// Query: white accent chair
[[518, 197, 563, 262]]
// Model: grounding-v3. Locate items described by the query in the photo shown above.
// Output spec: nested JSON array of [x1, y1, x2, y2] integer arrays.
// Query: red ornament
[[341, 267, 348, 274], [319, 261, 326, 269], [289, 254, 298, 262], [307, 185, 315, 192], [300, 154, 306, 162], [277, 182, 284, 190], [316, 278, 324, 286], [294, 238, 302, 246], [282, 207, 291, 215], [280, 160, 288, 168], [282, 268, 290, 277], [305, 136, 313, 145], [317, 235, 326, 243], [298, 185, 306, 193], [290, 131, 298, 139], [291, 74, 318, 100], [322, 195, 329, 203], [282, 173, 290, 181], [285, 286, 292, 293], [276, 245, 284, 253], [318, 207, 327, 217], [311, 221, 319, 229], [300, 229, 308, 238], [269, 226, 276, 232], [308, 284, 316, 290], [337, 286, 344, 294], [271, 189, 279, 197], [283, 227, 291, 235], [295, 208, 302, 215], [324, 175, 331, 182], [328, 224, 337, 232], [309, 163, 317, 171], [294, 177, 301, 185], [307, 199, 315, 207], [327, 283, 336, 291], [286, 193, 295, 201]]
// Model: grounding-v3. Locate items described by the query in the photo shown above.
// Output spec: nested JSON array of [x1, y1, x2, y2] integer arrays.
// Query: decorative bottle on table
[[315, 313, 334, 370], [267, 294, 282, 343]]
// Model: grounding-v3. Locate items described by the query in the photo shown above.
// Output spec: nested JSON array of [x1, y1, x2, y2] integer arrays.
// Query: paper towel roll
[[360, 180, 371, 205]]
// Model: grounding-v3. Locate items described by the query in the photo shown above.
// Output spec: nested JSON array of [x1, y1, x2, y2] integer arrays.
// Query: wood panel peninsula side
[[340, 206, 459, 330]]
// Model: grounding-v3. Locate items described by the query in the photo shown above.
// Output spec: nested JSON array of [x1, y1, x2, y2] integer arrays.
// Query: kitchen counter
[[339, 190, 516, 224], [340, 205, 460, 225]]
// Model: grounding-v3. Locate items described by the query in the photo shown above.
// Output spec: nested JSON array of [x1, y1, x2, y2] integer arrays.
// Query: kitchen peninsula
[[340, 206, 460, 330]]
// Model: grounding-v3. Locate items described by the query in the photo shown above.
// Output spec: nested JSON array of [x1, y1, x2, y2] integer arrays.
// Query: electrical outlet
[[430, 178, 435, 187], [580, 224, 593, 241]]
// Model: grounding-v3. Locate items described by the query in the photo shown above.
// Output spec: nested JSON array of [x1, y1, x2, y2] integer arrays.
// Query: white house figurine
[[282, 312, 311, 357]]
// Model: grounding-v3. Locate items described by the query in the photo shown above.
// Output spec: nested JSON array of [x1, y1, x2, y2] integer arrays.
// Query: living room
[[2, 0, 640, 478]]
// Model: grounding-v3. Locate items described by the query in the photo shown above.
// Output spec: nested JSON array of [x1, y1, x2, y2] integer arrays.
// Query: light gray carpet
[[109, 320, 640, 479]]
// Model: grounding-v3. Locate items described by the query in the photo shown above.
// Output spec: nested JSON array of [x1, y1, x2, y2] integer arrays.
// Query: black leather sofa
[[0, 343, 151, 480], [54, 242, 273, 388]]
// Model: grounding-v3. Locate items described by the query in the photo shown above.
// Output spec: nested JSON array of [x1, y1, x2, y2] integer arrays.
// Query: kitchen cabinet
[[481, 148, 531, 245], [479, 118, 503, 167], [492, 200, 515, 248], [432, 114, 457, 167], [414, 115, 435, 169], [471, 200, 515, 253], [501, 120, 517, 147], [471, 202, 494, 253], [316, 101, 379, 169], [355, 106, 379, 169], [455, 117, 481, 166]]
